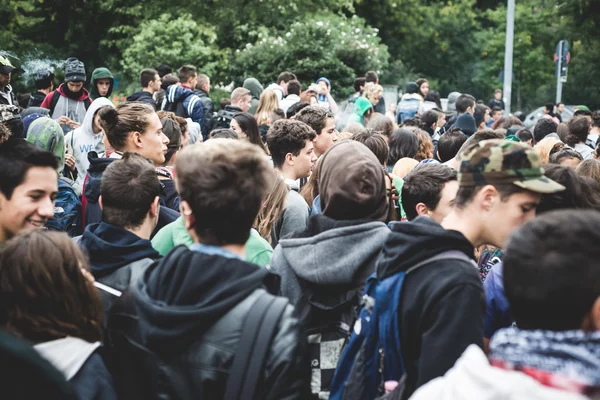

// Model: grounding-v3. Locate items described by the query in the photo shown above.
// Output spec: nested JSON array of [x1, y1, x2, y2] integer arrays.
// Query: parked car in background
[[523, 105, 575, 129]]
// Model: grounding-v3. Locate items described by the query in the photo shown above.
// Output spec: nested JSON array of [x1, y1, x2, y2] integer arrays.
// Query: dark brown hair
[[178, 65, 197, 84], [295, 105, 334, 136], [351, 129, 389, 166], [267, 119, 316, 168], [366, 113, 395, 138], [176, 139, 273, 245], [0, 231, 103, 343], [99, 102, 156, 151]]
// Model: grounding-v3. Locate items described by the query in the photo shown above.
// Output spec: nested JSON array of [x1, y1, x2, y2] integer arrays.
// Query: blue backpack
[[46, 178, 82, 237], [329, 250, 472, 400]]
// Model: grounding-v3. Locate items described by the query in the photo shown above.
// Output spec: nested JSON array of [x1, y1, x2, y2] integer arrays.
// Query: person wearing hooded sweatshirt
[[375, 140, 565, 399], [76, 153, 161, 314], [127, 68, 161, 110], [0, 230, 117, 400], [164, 65, 206, 140], [90, 67, 114, 100], [65, 97, 114, 188], [243, 77, 264, 115], [346, 96, 374, 128], [411, 210, 600, 400], [41, 58, 92, 134], [453, 112, 478, 137], [106, 139, 310, 400], [315, 77, 338, 112], [396, 82, 423, 124], [270, 140, 390, 399]]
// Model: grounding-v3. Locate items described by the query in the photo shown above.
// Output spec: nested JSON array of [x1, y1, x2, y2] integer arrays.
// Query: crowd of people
[[1, 53, 600, 400]]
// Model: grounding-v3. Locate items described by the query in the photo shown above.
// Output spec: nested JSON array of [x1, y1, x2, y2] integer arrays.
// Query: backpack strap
[[224, 291, 289, 400], [50, 91, 60, 114]]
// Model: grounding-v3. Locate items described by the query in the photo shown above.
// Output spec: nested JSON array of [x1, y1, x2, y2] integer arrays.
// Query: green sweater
[[151, 217, 273, 267]]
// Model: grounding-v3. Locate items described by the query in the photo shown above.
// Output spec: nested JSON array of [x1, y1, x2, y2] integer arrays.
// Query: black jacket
[[487, 98, 505, 110], [214, 105, 242, 130], [28, 91, 47, 108], [106, 246, 310, 400], [193, 89, 215, 134], [377, 217, 484, 399], [126, 91, 157, 110]]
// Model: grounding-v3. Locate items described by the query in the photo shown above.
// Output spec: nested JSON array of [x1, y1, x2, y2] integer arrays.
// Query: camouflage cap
[[0, 105, 19, 123], [458, 139, 565, 194], [0, 55, 15, 74]]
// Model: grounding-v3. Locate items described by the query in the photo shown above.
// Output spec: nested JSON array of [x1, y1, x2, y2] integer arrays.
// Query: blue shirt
[[483, 262, 514, 338], [189, 243, 243, 260]]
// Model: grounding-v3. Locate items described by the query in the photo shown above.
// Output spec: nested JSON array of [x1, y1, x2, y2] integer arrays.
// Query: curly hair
[[0, 231, 103, 344]]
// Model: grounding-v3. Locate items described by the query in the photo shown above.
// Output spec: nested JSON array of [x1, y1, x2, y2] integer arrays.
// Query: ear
[[285, 152, 295, 166], [415, 203, 430, 217], [432, 122, 437, 130], [436, 150, 441, 160], [149, 196, 159, 219], [582, 297, 600, 331], [98, 195, 103, 210], [478, 185, 499, 211], [132, 131, 143, 149], [180, 200, 200, 241]]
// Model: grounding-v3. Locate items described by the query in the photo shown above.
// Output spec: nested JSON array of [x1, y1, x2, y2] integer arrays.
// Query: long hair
[[256, 174, 289, 243], [0, 231, 103, 344], [255, 89, 279, 126], [233, 112, 267, 153], [301, 157, 321, 206]]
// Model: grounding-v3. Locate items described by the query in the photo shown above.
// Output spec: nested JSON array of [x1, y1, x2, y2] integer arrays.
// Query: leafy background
[[1, 0, 596, 111]]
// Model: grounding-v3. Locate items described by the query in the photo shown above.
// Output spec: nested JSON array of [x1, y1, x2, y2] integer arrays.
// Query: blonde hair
[[256, 174, 289, 243], [534, 137, 563, 164], [364, 82, 383, 102], [392, 157, 419, 178], [231, 87, 251, 104], [413, 128, 434, 161], [576, 159, 600, 186], [255, 89, 279, 126]]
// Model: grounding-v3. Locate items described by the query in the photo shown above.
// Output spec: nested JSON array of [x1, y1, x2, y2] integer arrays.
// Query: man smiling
[[0, 137, 58, 244]]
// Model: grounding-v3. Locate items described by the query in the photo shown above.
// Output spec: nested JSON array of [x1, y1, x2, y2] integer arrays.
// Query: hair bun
[[98, 107, 119, 131]]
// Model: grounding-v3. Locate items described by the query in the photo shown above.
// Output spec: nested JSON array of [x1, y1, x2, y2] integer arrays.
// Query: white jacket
[[409, 345, 586, 400]]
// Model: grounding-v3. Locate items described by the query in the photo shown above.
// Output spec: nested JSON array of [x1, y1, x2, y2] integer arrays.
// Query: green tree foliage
[[119, 14, 228, 88], [229, 14, 389, 98]]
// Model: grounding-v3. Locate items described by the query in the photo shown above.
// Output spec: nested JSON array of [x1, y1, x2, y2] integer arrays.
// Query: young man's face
[[96, 78, 111, 96], [430, 180, 459, 224], [313, 117, 337, 157], [0, 166, 57, 241], [67, 81, 84, 92], [492, 110, 503, 120], [557, 103, 565, 113], [0, 72, 10, 87], [238, 94, 252, 113], [292, 140, 317, 179], [484, 108, 491, 124], [151, 74, 162, 93], [495, 91, 502, 100], [138, 112, 169, 166], [484, 189, 540, 248]]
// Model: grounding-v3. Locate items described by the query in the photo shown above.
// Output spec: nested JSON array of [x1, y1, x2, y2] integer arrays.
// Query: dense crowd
[[1, 54, 600, 400]]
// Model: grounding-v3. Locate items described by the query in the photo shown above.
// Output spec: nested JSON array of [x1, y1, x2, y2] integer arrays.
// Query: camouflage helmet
[[458, 139, 565, 194]]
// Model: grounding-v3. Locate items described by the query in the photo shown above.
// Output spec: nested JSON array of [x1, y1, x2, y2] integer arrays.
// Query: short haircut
[[0, 230, 103, 343], [231, 87, 251, 104], [354, 77, 366, 92], [277, 71, 296, 84], [209, 128, 239, 140], [438, 128, 467, 162], [176, 139, 273, 245], [494, 89, 502, 94], [155, 64, 172, 78], [267, 119, 316, 168], [591, 110, 600, 128], [402, 164, 457, 220], [387, 128, 419, 166], [100, 153, 161, 229], [161, 74, 179, 91], [140, 69, 158, 88], [455, 94, 476, 114], [365, 71, 378, 83], [366, 113, 394, 138], [474, 104, 489, 127], [286, 80, 301, 96], [0, 137, 58, 199], [196, 74, 209, 90], [574, 109, 592, 117], [491, 107, 503, 116], [515, 128, 534, 144], [178, 65, 197, 84], [533, 118, 558, 143], [566, 116, 591, 146], [504, 210, 600, 330], [544, 103, 554, 112], [420, 110, 440, 130], [34, 70, 54, 90], [350, 129, 389, 165], [549, 148, 583, 164], [98, 102, 156, 150], [286, 102, 309, 119], [295, 105, 333, 136]]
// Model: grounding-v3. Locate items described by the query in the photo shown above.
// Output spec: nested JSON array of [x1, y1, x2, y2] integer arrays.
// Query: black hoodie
[[126, 91, 157, 110], [377, 217, 484, 399]]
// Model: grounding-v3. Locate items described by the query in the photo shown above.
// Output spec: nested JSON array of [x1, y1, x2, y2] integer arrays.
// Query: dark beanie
[[405, 82, 419, 94], [454, 113, 477, 136], [64, 58, 86, 82], [318, 140, 388, 222]]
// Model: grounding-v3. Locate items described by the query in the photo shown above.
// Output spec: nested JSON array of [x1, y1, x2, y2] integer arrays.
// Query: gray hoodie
[[243, 78, 264, 115], [270, 215, 389, 304]]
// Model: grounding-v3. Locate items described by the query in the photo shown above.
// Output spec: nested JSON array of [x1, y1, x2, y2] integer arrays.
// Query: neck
[[125, 219, 154, 241], [39, 88, 51, 95], [278, 167, 298, 181], [142, 87, 153, 94], [0, 83, 7, 91], [591, 127, 600, 134], [441, 208, 483, 247]]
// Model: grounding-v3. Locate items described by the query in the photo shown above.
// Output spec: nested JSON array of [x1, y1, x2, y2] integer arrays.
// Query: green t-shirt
[[151, 217, 273, 267]]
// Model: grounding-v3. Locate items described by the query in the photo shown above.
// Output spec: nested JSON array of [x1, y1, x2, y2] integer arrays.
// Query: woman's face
[[420, 82, 430, 97], [368, 92, 382, 106], [230, 119, 247, 139]]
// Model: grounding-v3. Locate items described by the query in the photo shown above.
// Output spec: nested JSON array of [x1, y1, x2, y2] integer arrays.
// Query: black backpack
[[163, 98, 188, 119], [295, 280, 362, 399], [213, 108, 238, 130]]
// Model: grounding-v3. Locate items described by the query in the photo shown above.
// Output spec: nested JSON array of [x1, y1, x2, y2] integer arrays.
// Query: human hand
[[65, 153, 76, 171]]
